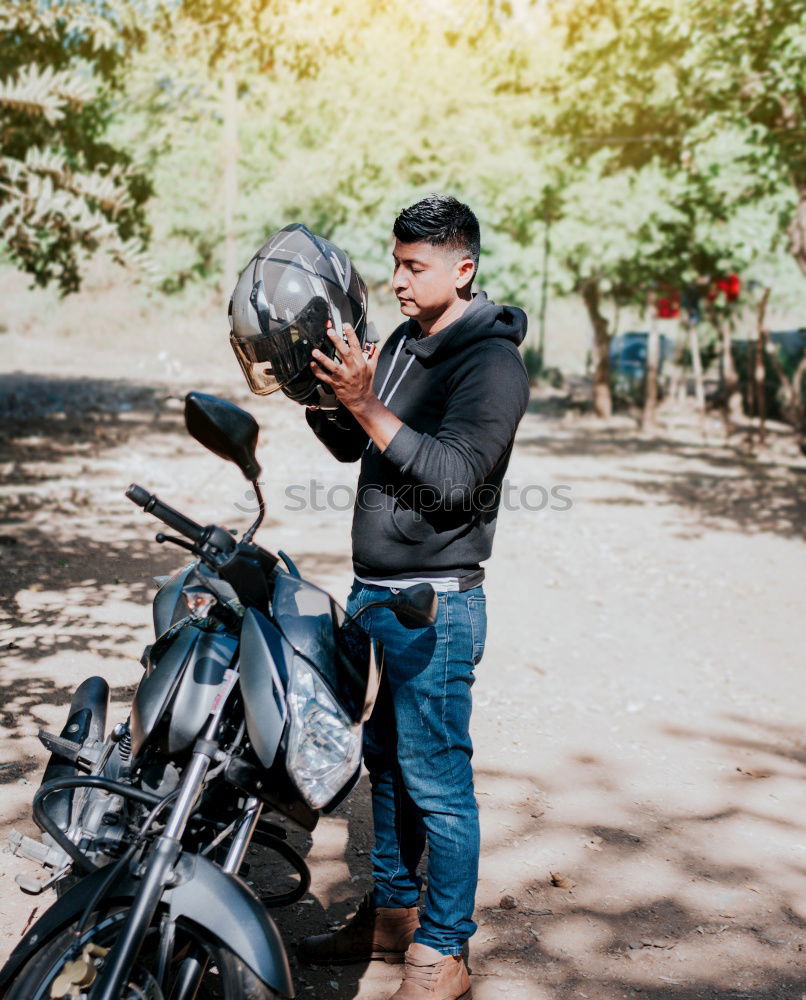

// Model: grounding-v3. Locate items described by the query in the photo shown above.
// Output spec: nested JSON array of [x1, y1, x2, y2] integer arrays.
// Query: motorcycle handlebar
[[126, 484, 205, 545]]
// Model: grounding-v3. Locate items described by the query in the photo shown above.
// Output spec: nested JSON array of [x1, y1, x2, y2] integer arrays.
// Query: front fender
[[169, 854, 294, 997], [0, 855, 294, 998]]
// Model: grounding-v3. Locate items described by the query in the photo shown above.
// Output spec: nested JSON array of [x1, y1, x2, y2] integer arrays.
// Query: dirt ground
[[1, 276, 806, 999]]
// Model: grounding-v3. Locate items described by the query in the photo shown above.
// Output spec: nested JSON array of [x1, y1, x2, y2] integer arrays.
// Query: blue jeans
[[345, 579, 487, 956]]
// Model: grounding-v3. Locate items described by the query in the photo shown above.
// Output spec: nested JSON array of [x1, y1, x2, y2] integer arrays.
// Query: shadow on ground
[[517, 414, 806, 539], [2, 376, 805, 997], [259, 711, 806, 999], [0, 374, 183, 483]]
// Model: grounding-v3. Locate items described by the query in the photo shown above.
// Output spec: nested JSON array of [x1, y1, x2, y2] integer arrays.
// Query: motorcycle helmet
[[229, 224, 369, 406]]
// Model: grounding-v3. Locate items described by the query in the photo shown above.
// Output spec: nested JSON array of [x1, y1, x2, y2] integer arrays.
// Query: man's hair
[[393, 194, 481, 280]]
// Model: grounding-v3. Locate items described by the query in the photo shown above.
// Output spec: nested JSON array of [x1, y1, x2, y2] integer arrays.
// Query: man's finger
[[343, 323, 363, 355], [310, 360, 335, 385], [311, 347, 340, 373], [326, 326, 353, 363]]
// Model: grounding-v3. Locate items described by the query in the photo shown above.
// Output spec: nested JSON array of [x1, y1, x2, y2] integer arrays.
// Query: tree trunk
[[755, 288, 771, 444], [688, 320, 705, 416], [221, 69, 239, 302], [642, 292, 660, 432], [711, 308, 742, 429], [722, 324, 742, 419], [580, 278, 612, 419], [787, 184, 806, 278], [536, 215, 551, 374]]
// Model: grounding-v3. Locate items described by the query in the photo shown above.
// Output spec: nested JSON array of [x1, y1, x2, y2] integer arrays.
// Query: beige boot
[[389, 942, 472, 999], [298, 892, 420, 965]]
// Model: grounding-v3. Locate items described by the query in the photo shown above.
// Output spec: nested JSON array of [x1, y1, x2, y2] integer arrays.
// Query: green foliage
[[546, 0, 806, 272], [1, 0, 802, 369], [117, 0, 550, 295], [0, 1, 151, 293]]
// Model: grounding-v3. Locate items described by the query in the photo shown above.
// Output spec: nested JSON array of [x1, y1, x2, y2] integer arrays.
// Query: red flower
[[656, 296, 680, 318], [716, 274, 741, 301]]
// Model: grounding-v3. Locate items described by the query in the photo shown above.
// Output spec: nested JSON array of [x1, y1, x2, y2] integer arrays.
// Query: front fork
[[90, 687, 259, 1000], [169, 796, 262, 1000]]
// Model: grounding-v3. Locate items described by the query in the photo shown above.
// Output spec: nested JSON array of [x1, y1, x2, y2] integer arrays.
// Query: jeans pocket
[[467, 595, 487, 666]]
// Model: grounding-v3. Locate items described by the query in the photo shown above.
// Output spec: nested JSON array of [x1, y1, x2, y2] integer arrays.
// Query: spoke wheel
[[3, 907, 280, 1000]]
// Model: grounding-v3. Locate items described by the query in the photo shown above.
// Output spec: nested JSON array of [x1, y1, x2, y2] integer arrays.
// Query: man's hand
[[311, 322, 403, 451], [310, 322, 379, 415]]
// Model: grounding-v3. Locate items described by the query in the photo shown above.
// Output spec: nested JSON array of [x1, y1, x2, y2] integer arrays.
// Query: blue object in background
[[609, 331, 676, 381], [769, 328, 806, 362]]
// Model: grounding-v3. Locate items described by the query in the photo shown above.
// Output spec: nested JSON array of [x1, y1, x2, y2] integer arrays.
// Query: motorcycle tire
[[2, 906, 282, 1000]]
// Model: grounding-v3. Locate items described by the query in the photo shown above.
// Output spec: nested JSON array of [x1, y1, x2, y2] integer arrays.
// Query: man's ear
[[455, 257, 475, 291]]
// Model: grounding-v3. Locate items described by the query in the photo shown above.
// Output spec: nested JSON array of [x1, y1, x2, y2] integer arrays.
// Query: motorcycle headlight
[[286, 657, 361, 809]]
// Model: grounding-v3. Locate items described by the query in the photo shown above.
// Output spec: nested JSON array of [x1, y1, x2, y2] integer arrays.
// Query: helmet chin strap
[[314, 384, 339, 410], [309, 321, 377, 411]]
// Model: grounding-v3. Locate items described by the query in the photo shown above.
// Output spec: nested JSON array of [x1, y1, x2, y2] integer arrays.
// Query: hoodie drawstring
[[376, 334, 406, 401], [381, 354, 415, 408], [365, 334, 416, 452]]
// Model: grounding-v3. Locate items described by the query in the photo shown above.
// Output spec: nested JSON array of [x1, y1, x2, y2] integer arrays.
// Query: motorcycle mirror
[[184, 392, 262, 482], [390, 583, 438, 629]]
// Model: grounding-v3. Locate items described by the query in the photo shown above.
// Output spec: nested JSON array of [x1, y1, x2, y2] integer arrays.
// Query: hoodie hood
[[403, 291, 527, 362]]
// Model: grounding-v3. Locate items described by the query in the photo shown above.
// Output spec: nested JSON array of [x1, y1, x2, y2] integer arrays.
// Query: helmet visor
[[230, 294, 330, 396], [229, 331, 282, 395]]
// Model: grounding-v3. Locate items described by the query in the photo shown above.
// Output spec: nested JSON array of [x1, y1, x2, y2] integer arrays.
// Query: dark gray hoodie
[[305, 291, 530, 590]]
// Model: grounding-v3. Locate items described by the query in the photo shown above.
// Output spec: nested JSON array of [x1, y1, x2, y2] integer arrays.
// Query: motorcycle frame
[[0, 664, 296, 1000]]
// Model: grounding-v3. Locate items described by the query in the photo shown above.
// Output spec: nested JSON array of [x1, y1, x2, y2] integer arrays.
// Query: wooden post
[[688, 321, 705, 412], [688, 318, 706, 439], [537, 213, 551, 372], [581, 278, 612, 419], [642, 290, 660, 432], [222, 68, 238, 303], [710, 304, 741, 436], [755, 287, 771, 445]]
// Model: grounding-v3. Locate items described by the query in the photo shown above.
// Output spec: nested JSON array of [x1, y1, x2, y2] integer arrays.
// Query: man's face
[[391, 239, 473, 323]]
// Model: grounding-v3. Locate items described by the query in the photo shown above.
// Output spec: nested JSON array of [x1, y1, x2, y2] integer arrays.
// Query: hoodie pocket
[[389, 500, 436, 543]]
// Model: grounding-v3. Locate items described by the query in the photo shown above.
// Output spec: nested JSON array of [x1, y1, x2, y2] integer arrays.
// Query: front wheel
[[3, 907, 281, 1000]]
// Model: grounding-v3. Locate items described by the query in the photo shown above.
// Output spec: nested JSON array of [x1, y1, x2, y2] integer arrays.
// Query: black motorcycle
[[0, 392, 436, 1000]]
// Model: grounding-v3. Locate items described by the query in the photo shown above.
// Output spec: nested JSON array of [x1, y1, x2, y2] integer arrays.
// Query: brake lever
[[155, 532, 197, 554]]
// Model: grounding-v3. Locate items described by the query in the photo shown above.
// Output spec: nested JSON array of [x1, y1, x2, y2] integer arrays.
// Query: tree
[[694, 0, 806, 276], [545, 156, 689, 419], [0, 1, 151, 293], [124, 0, 543, 297], [533, 0, 802, 419], [546, 0, 806, 276]]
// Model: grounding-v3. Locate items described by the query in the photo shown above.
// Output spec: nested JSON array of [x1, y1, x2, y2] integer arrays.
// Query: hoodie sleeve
[[381, 343, 529, 507], [305, 403, 368, 463]]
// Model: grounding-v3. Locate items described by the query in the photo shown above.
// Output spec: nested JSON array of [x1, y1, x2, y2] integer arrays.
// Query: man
[[301, 194, 529, 1000]]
